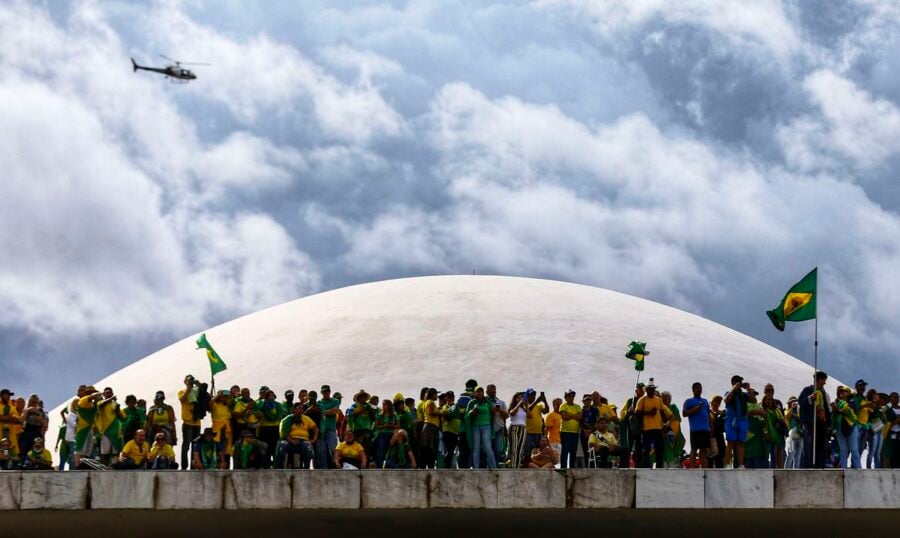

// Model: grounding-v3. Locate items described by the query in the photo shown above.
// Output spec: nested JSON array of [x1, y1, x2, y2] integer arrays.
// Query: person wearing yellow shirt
[[635, 382, 672, 468], [277, 402, 318, 468], [419, 388, 441, 469], [95, 387, 126, 466], [113, 429, 150, 469], [148, 432, 177, 469], [588, 418, 627, 468], [523, 389, 549, 466], [210, 390, 234, 459], [559, 390, 582, 468], [75, 386, 104, 467], [0, 388, 21, 454], [335, 429, 368, 469], [22, 436, 53, 470], [545, 398, 563, 458], [178, 376, 202, 471]]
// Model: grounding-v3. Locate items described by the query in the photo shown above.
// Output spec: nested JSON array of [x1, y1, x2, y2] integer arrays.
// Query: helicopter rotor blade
[[159, 54, 177, 63], [177, 61, 211, 66]]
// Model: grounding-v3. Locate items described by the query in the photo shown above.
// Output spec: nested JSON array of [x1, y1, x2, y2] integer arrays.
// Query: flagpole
[[812, 316, 818, 466]]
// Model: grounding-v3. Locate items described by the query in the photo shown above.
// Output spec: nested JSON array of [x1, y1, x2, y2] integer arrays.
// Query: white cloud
[[142, 7, 408, 142], [543, 0, 804, 61], [778, 69, 900, 172]]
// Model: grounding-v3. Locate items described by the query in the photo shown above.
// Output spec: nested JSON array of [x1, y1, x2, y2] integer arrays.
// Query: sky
[[2, 0, 899, 407]]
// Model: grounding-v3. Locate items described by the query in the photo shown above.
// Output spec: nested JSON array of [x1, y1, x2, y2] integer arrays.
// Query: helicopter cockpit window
[[181, 70, 189, 76]]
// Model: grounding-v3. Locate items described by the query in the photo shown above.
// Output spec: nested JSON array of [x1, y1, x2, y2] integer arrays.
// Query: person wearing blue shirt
[[682, 382, 711, 468], [724, 374, 756, 468]]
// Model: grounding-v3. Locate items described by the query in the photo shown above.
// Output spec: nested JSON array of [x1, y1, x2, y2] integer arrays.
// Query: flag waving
[[625, 341, 648, 371], [196, 333, 227, 376], [766, 268, 817, 331]]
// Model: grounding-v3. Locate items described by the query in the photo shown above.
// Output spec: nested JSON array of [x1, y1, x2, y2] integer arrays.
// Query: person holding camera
[[21, 436, 53, 470], [523, 389, 548, 466], [507, 392, 528, 468], [723, 375, 757, 468], [0, 437, 20, 470], [192, 427, 225, 470], [145, 391, 176, 453]]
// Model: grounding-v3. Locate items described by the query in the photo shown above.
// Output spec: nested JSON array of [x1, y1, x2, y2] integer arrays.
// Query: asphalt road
[[6, 509, 899, 536]]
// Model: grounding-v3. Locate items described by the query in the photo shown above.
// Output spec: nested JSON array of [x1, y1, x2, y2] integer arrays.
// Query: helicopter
[[131, 55, 209, 82]]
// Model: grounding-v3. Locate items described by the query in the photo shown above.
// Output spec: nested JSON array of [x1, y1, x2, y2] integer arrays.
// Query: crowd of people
[[1, 372, 898, 471]]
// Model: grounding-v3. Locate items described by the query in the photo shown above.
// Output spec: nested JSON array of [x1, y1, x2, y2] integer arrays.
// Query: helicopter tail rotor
[[131, 57, 138, 72]]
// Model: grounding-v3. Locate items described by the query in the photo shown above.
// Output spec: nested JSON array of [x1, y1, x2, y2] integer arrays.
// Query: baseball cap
[[855, 379, 868, 387], [321, 384, 331, 392], [393, 393, 404, 401], [565, 389, 576, 396], [0, 389, 12, 396], [333, 392, 343, 399], [259, 386, 270, 393]]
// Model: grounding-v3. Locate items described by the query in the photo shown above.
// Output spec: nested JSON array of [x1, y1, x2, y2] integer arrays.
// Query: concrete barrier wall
[[0, 469, 898, 510]]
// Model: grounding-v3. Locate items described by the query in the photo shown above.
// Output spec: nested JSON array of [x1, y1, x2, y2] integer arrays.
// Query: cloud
[[778, 69, 900, 172], [0, 1, 321, 337]]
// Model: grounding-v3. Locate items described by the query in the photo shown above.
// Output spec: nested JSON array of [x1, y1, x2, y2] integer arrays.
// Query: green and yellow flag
[[766, 268, 817, 331], [625, 341, 648, 371], [196, 333, 227, 376]]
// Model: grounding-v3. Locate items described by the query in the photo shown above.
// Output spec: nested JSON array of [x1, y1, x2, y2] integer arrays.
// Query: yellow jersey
[[121, 440, 150, 465], [177, 389, 200, 427], [423, 400, 441, 426], [336, 441, 365, 461], [525, 402, 545, 435], [149, 443, 176, 461]]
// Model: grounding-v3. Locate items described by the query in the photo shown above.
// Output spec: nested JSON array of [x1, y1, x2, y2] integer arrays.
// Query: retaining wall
[[0, 469, 897, 511]]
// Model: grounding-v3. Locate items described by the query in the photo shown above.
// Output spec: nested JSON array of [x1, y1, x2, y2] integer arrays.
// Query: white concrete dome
[[51, 275, 837, 440]]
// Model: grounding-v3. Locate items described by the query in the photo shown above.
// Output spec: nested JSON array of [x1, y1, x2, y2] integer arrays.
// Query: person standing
[[620, 384, 646, 468], [709, 395, 726, 468], [419, 388, 441, 469], [255, 388, 285, 467], [374, 399, 400, 469], [317, 385, 341, 469], [559, 390, 582, 469], [440, 392, 462, 468], [682, 382, 711, 468], [178, 376, 202, 470], [833, 386, 861, 469], [466, 387, 497, 469], [785, 396, 803, 468], [523, 390, 548, 466], [485, 384, 508, 466], [887, 392, 900, 468], [506, 392, 527, 468], [635, 382, 672, 469], [579, 394, 599, 467], [798, 371, 831, 468], [210, 390, 234, 467], [0, 389, 20, 457], [724, 375, 756, 468], [762, 394, 787, 468], [545, 398, 563, 459], [456, 380, 477, 469]]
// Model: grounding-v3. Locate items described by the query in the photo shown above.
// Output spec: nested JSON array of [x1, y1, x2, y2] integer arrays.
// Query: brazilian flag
[[196, 333, 228, 376], [766, 268, 817, 331], [625, 341, 648, 371]]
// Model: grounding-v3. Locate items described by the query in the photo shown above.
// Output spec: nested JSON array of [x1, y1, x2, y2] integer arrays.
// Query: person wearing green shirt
[[384, 429, 417, 469], [466, 386, 496, 469], [661, 391, 685, 468], [316, 385, 341, 469], [762, 394, 786, 468], [833, 386, 861, 468], [254, 388, 285, 467], [744, 400, 768, 468], [346, 390, 376, 466], [373, 399, 400, 468], [121, 395, 146, 444]]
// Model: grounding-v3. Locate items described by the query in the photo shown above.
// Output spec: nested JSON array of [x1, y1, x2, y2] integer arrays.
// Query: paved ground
[[8, 509, 899, 535]]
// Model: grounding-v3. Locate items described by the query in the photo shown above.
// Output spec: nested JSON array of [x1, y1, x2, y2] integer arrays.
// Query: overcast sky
[[2, 0, 899, 407]]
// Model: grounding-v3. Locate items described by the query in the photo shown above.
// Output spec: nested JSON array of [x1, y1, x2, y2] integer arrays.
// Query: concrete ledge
[[157, 471, 225, 510], [636, 469, 704, 508], [498, 470, 566, 509], [293, 471, 360, 509], [705, 469, 774, 509], [90, 471, 155, 509], [774, 470, 843, 509], [361, 470, 427, 508], [224, 470, 291, 509], [844, 470, 900, 509], [0, 473, 20, 510], [21, 471, 88, 510], [566, 469, 635, 508], [429, 470, 498, 508]]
